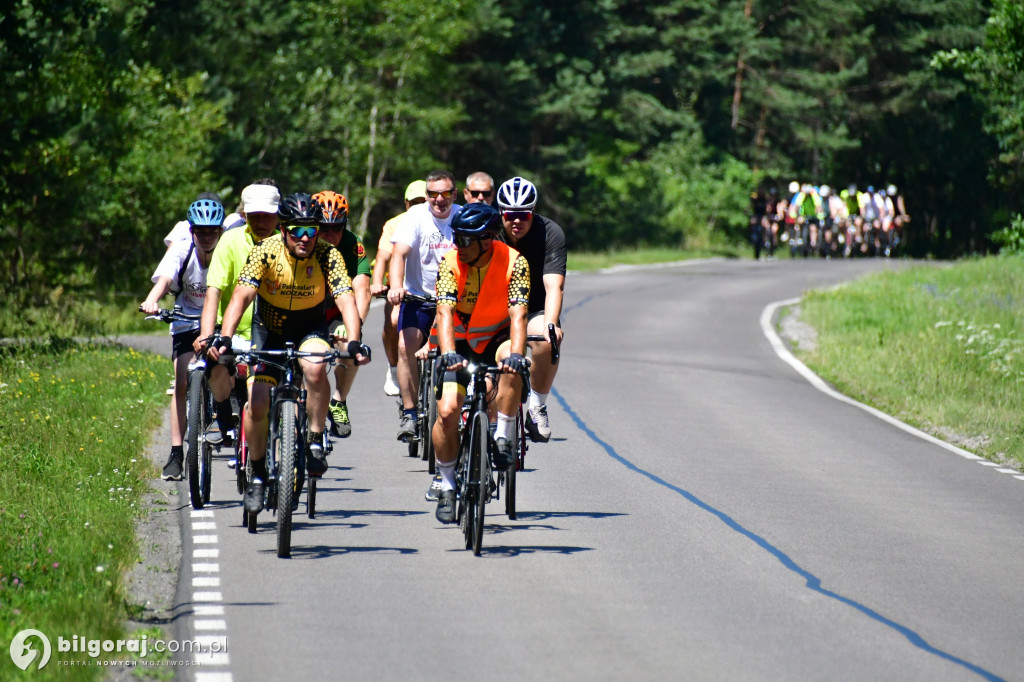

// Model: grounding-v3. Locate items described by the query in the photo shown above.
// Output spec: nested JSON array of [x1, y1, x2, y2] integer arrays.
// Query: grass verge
[[567, 244, 744, 272], [0, 340, 168, 679], [797, 256, 1024, 467]]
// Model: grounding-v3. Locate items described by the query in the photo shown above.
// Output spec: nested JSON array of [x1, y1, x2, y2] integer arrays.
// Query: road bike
[[454, 360, 530, 555], [236, 343, 347, 557], [143, 306, 221, 510]]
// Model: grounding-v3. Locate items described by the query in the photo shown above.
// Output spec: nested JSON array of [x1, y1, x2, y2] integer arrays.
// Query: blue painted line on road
[[551, 387, 1004, 682]]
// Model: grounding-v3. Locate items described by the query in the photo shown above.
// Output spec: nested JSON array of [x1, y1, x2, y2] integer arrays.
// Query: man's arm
[[386, 242, 412, 304], [509, 305, 528, 357], [140, 276, 173, 314], [352, 274, 371, 322], [370, 246, 391, 295], [542, 274, 565, 343], [333, 291, 370, 365], [206, 286, 256, 361], [194, 286, 223, 352]]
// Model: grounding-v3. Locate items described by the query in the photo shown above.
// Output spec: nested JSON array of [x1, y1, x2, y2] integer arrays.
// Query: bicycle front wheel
[[425, 358, 438, 473], [185, 370, 206, 509], [275, 401, 299, 558], [469, 412, 488, 555]]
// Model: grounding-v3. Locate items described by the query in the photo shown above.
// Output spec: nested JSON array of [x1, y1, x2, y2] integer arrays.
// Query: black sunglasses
[[454, 233, 495, 248], [468, 189, 493, 198]]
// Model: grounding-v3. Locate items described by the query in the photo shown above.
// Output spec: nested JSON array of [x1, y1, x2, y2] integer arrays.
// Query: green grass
[[567, 244, 744, 271], [0, 340, 168, 680], [798, 256, 1024, 466]]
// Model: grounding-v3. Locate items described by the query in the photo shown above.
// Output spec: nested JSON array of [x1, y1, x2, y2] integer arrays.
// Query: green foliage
[[991, 214, 1024, 254]]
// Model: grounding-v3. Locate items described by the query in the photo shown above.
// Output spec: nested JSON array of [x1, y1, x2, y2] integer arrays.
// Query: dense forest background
[[3, 0, 1023, 319]]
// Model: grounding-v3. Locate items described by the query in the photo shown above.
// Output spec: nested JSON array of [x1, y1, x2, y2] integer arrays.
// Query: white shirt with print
[[151, 239, 208, 335], [390, 202, 460, 298]]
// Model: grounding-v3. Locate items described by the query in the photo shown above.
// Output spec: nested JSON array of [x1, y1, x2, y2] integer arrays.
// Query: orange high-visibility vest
[[432, 241, 520, 353]]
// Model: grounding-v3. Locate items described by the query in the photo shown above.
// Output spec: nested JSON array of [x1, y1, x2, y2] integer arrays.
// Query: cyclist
[[386, 170, 460, 441], [313, 191, 371, 438], [788, 183, 825, 257], [495, 176, 566, 442], [463, 171, 495, 205], [371, 180, 426, 396], [194, 181, 281, 448], [207, 192, 371, 512], [430, 203, 530, 523], [141, 197, 225, 480]]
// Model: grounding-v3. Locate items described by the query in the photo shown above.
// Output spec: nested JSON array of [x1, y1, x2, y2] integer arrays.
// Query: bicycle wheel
[[234, 410, 247, 495], [505, 408, 523, 520], [185, 370, 206, 509], [275, 401, 299, 558], [307, 476, 317, 519], [469, 412, 488, 555], [425, 359, 438, 473], [200, 394, 213, 505]]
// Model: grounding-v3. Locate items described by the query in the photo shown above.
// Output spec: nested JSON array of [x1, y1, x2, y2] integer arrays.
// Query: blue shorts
[[398, 298, 436, 337]]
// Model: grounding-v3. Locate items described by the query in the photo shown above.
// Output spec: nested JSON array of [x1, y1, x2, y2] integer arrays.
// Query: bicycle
[[235, 343, 347, 557], [454, 360, 531, 555], [143, 306, 219, 510]]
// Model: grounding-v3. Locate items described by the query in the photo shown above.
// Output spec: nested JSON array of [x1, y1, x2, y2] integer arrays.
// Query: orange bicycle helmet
[[312, 191, 349, 226]]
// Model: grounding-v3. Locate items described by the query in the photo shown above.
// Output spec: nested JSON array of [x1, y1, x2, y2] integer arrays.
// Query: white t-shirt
[[151, 240, 208, 335], [164, 220, 192, 246], [390, 202, 460, 297]]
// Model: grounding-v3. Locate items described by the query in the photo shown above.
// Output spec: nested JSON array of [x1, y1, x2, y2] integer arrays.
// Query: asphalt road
[[148, 258, 1023, 682]]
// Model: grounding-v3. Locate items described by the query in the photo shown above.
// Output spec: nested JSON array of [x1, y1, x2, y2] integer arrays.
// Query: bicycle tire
[[505, 407, 524, 520], [234, 410, 247, 495], [185, 370, 205, 509], [307, 476, 317, 519], [276, 401, 299, 558], [470, 412, 488, 555], [425, 359, 438, 474]]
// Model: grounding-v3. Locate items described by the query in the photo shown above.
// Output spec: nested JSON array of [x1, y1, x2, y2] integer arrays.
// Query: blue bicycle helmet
[[187, 199, 225, 227], [450, 203, 501, 236]]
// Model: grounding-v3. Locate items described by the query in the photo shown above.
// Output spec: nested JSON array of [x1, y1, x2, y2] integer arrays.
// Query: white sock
[[495, 412, 514, 441], [438, 462, 456, 491], [529, 390, 549, 411]]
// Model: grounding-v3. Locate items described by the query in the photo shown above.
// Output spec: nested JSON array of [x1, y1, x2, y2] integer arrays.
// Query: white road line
[[195, 675, 233, 682], [195, 653, 231, 666], [192, 522, 217, 530], [195, 635, 228, 649], [193, 605, 225, 616], [190, 510, 215, 518], [193, 535, 218, 544], [761, 298, 1021, 481], [194, 619, 227, 631], [192, 591, 223, 602], [193, 548, 219, 558], [192, 563, 220, 572], [192, 576, 221, 587]]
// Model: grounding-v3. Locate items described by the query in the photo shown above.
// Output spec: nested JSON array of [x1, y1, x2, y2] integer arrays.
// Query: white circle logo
[[9, 629, 51, 671]]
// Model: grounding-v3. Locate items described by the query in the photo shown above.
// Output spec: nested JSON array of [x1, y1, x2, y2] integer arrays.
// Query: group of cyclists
[[749, 181, 911, 260], [141, 171, 566, 527]]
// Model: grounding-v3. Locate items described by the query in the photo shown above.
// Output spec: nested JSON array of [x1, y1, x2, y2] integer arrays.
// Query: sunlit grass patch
[[798, 256, 1024, 466], [0, 341, 168, 680]]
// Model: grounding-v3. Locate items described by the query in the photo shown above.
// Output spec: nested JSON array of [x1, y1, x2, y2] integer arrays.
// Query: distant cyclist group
[[141, 171, 566, 550], [749, 182, 911, 260]]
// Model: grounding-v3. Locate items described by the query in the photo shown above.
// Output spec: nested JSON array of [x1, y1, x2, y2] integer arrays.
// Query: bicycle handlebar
[[525, 323, 560, 365], [141, 306, 202, 324]]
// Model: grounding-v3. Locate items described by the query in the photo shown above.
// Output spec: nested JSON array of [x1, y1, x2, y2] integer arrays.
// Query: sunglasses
[[319, 222, 347, 232], [426, 188, 455, 199], [286, 225, 319, 239], [455, 233, 494, 248], [468, 189, 493, 198], [502, 210, 532, 222], [190, 225, 221, 234]]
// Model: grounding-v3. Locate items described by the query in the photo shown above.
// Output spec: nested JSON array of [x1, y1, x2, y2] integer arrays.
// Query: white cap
[[241, 184, 280, 214]]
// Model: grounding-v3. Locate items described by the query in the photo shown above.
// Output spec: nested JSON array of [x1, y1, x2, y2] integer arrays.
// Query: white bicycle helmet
[[496, 176, 538, 210]]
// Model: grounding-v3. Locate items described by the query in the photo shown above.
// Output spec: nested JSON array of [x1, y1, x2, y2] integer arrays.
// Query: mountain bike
[[455, 360, 530, 555], [143, 306, 218, 510], [236, 343, 345, 557]]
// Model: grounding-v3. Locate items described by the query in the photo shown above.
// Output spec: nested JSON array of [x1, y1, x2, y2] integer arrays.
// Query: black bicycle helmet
[[450, 203, 501, 237], [277, 192, 323, 225], [187, 199, 225, 227]]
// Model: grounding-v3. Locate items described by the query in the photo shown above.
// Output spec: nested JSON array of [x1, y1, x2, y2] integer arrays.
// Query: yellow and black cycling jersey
[[237, 234, 353, 336], [436, 247, 530, 325]]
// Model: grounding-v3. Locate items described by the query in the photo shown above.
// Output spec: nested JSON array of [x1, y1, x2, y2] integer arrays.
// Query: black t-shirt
[[497, 214, 567, 314]]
